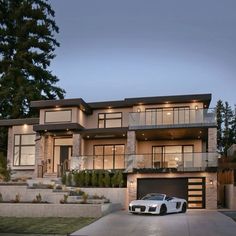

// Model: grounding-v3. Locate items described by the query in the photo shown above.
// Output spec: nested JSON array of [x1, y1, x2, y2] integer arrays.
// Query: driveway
[[71, 210, 236, 236]]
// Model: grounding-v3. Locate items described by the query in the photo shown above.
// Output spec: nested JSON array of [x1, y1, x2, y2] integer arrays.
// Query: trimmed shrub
[[67, 172, 72, 186], [84, 171, 90, 187], [73, 172, 80, 187], [61, 173, 67, 185], [98, 171, 104, 187], [91, 171, 98, 187], [117, 170, 124, 187], [104, 171, 111, 187]]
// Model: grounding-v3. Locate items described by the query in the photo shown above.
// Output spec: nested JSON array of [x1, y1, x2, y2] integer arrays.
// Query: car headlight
[[150, 204, 158, 208]]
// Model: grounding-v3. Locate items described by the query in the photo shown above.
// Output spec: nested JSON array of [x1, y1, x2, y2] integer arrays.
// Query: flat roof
[[30, 93, 212, 110]]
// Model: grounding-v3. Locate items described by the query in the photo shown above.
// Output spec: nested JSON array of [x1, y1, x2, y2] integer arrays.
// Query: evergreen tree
[[0, 0, 65, 119], [223, 102, 233, 155], [215, 100, 224, 153]]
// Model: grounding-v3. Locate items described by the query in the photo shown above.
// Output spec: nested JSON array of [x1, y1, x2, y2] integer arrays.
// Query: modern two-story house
[[0, 93, 218, 209]]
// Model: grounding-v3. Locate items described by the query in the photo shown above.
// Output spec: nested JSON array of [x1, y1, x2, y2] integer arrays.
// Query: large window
[[93, 144, 125, 169], [14, 134, 35, 166], [98, 112, 122, 128], [45, 109, 72, 123], [146, 107, 190, 125], [152, 145, 193, 168]]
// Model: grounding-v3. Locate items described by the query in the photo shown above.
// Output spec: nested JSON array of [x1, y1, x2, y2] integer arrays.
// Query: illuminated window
[[14, 134, 35, 166], [98, 112, 122, 128], [45, 110, 72, 123], [94, 145, 125, 169]]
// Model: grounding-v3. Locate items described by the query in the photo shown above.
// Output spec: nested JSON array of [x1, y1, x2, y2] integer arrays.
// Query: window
[[93, 145, 125, 169], [98, 112, 122, 128], [146, 107, 190, 125], [14, 134, 35, 166], [45, 110, 72, 123], [152, 145, 193, 168]]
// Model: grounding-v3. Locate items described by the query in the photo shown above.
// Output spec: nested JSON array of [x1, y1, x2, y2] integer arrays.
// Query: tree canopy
[[0, 0, 65, 119], [216, 100, 236, 155]]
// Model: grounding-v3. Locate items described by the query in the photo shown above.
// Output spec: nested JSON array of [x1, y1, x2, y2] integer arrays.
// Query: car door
[[166, 197, 177, 213]]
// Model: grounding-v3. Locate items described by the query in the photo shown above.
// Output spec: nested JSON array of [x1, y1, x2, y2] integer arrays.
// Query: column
[[34, 132, 45, 178], [125, 131, 136, 172]]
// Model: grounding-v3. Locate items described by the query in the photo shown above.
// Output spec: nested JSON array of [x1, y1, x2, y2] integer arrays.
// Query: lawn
[[0, 217, 96, 235]]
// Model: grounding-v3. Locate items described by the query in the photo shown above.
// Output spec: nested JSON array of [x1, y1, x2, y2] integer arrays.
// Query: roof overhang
[[31, 98, 92, 114], [0, 118, 39, 127], [33, 123, 84, 132]]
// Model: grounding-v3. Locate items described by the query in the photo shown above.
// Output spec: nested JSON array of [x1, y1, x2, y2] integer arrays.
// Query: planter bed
[[0, 203, 121, 218]]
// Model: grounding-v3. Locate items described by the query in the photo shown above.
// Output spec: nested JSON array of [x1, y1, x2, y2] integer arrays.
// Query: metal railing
[[129, 108, 216, 128], [125, 152, 218, 172]]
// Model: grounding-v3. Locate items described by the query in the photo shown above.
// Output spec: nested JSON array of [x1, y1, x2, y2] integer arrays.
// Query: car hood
[[129, 200, 163, 206]]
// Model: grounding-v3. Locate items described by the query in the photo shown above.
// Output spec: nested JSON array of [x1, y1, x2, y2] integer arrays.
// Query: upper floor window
[[146, 107, 190, 125], [98, 112, 122, 128], [45, 109, 72, 123], [14, 134, 35, 166]]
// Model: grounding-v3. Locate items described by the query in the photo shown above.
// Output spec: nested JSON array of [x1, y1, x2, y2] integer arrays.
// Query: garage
[[137, 177, 205, 209]]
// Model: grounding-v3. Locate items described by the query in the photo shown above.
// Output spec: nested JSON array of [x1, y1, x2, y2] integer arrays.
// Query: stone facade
[[208, 128, 217, 152]]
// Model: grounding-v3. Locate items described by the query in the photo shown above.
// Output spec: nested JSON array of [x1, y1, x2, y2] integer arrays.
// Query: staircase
[[43, 172, 58, 179]]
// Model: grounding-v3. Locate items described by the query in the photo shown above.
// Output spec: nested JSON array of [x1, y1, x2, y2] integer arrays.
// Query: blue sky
[[49, 0, 236, 107]]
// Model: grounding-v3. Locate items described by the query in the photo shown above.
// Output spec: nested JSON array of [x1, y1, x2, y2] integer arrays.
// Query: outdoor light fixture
[[137, 108, 141, 112], [129, 180, 134, 186], [195, 105, 198, 110], [209, 179, 213, 185]]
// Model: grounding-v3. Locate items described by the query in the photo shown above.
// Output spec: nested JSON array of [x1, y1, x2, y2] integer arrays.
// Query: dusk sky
[[49, 0, 236, 107]]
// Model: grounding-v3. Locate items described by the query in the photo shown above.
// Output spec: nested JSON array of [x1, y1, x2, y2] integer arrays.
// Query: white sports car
[[129, 193, 187, 215]]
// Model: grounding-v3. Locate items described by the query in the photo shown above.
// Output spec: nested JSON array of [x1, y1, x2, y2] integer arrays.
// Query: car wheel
[[159, 204, 167, 215], [181, 203, 187, 213]]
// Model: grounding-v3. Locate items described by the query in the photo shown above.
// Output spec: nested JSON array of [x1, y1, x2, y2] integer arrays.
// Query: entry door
[[60, 146, 72, 171]]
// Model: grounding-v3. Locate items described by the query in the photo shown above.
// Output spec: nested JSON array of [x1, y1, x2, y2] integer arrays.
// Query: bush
[[73, 172, 80, 187], [0, 152, 11, 182], [60, 194, 68, 204], [117, 170, 124, 187], [111, 171, 118, 187], [91, 171, 98, 187], [13, 193, 20, 203], [67, 172, 72, 186], [32, 193, 42, 203], [82, 192, 88, 203], [84, 171, 90, 187], [61, 173, 67, 185], [104, 171, 111, 187], [98, 171, 104, 187]]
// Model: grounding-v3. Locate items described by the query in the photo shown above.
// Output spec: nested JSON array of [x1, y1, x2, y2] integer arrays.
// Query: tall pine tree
[[216, 100, 224, 153], [0, 0, 65, 119]]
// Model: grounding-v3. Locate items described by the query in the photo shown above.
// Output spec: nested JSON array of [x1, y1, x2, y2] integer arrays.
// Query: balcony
[[68, 152, 218, 173], [129, 108, 216, 129], [125, 152, 219, 172]]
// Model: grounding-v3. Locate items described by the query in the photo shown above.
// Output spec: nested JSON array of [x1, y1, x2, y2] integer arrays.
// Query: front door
[[53, 137, 73, 173]]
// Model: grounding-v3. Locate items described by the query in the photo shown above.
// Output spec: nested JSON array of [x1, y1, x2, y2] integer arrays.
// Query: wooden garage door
[[137, 177, 205, 209]]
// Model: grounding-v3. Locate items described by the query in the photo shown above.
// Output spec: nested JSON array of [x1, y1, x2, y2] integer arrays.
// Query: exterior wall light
[[129, 180, 134, 187], [209, 179, 213, 185], [137, 108, 141, 112], [195, 105, 198, 110]]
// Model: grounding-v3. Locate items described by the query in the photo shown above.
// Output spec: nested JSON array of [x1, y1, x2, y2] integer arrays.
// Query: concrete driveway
[[71, 210, 236, 236]]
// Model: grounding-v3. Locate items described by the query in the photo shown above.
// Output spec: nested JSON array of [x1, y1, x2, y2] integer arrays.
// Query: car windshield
[[141, 194, 165, 201]]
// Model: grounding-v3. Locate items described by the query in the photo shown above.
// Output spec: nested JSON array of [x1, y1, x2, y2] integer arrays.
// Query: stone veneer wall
[[127, 172, 217, 209], [208, 128, 217, 152]]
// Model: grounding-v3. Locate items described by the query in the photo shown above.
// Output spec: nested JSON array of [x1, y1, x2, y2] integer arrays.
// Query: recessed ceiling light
[[122, 134, 125, 137], [142, 133, 144, 136], [145, 138, 148, 141], [87, 135, 90, 138]]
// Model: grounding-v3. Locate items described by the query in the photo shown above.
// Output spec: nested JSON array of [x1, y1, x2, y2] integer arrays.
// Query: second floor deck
[[129, 108, 216, 129]]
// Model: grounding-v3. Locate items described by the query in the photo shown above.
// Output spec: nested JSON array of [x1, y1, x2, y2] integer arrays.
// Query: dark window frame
[[152, 144, 194, 168], [13, 133, 36, 167], [98, 112, 122, 128], [145, 106, 190, 125], [93, 144, 125, 169]]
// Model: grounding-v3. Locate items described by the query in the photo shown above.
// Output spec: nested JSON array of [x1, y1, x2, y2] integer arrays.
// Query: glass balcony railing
[[129, 108, 216, 128], [125, 152, 219, 172]]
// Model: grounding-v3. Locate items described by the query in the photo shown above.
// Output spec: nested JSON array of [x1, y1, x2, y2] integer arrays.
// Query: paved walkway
[[71, 210, 236, 236]]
